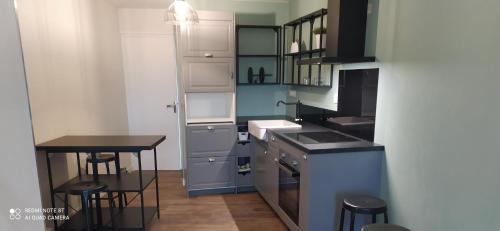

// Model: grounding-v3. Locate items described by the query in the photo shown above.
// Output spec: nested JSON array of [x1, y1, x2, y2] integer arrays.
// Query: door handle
[[166, 101, 177, 113]]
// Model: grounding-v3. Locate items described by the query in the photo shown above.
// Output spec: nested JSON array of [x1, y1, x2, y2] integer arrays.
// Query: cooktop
[[283, 131, 358, 144]]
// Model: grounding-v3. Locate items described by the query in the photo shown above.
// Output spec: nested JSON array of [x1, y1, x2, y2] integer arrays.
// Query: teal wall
[[375, 0, 500, 230], [187, 0, 290, 116]]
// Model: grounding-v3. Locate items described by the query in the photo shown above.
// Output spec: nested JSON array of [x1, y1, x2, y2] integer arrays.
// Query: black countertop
[[268, 122, 384, 154], [238, 115, 384, 154]]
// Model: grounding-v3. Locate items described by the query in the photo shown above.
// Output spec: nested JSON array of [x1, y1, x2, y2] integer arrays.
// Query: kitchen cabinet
[[182, 57, 234, 92], [188, 156, 236, 190], [182, 18, 234, 58], [253, 138, 279, 207], [264, 131, 383, 231], [186, 124, 237, 195], [186, 124, 236, 157]]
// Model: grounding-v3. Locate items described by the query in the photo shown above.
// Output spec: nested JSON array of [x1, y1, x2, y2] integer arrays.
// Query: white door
[[121, 32, 181, 170]]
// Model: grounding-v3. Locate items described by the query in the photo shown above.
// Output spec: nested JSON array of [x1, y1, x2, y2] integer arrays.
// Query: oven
[[278, 154, 300, 225]]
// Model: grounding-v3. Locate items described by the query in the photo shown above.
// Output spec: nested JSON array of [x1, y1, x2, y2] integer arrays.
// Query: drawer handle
[[208, 157, 216, 162], [204, 53, 213, 58], [207, 126, 214, 131]]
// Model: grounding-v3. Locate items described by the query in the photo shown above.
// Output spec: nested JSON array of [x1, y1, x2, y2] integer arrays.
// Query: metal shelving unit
[[282, 9, 334, 88], [236, 25, 281, 85]]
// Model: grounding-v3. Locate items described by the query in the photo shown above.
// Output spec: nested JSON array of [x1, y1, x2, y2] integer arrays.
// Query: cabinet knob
[[208, 157, 216, 162], [274, 158, 278, 162], [291, 161, 298, 166], [207, 126, 214, 130], [303, 155, 307, 160], [264, 150, 268, 155], [271, 136, 276, 141], [281, 153, 286, 158]]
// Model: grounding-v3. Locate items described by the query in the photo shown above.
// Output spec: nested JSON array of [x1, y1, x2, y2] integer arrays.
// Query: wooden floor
[[128, 171, 288, 231]]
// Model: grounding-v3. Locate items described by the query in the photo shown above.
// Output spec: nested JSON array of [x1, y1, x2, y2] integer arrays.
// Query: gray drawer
[[188, 156, 236, 190], [187, 124, 236, 157]]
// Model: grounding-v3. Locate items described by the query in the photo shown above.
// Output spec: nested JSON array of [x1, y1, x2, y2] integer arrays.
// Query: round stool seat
[[86, 154, 115, 163], [67, 181, 107, 195], [344, 195, 387, 214], [362, 224, 410, 231]]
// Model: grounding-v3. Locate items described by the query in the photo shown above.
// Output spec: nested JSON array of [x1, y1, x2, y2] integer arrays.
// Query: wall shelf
[[236, 25, 281, 85], [282, 9, 333, 88]]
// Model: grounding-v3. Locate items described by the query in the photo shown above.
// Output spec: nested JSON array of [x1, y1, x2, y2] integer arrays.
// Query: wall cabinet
[[182, 19, 234, 58], [182, 57, 234, 92]]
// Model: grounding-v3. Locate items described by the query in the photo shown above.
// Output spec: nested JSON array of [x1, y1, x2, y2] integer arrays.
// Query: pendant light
[[165, 0, 199, 25]]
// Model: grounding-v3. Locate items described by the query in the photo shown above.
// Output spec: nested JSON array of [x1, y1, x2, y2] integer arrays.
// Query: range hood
[[298, 0, 375, 65]]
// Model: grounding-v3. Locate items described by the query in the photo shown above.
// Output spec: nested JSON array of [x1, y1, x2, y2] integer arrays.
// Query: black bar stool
[[339, 195, 388, 231], [362, 224, 410, 231], [85, 153, 116, 175], [63, 181, 116, 231], [77, 152, 128, 206]]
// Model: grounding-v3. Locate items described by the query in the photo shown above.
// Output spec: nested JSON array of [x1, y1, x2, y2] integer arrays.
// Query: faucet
[[276, 100, 302, 122]]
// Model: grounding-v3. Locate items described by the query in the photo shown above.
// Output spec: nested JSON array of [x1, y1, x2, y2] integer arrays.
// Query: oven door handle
[[278, 160, 300, 177]]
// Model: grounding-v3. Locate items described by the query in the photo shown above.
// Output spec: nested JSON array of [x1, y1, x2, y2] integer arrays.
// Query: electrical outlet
[[289, 90, 297, 97]]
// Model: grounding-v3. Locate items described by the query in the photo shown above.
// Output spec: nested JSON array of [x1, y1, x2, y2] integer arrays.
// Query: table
[[36, 135, 166, 231]]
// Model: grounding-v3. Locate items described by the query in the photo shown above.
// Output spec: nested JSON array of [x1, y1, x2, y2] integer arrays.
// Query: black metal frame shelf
[[236, 25, 281, 85], [282, 8, 334, 88], [54, 171, 156, 193], [283, 48, 326, 57], [297, 56, 376, 65]]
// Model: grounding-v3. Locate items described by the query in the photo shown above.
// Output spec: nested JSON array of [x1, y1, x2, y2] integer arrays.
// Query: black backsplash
[[300, 104, 375, 141], [300, 68, 379, 141]]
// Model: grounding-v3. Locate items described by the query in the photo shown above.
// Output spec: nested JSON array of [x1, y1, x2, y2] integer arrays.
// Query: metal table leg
[[46, 152, 58, 230], [138, 151, 146, 230], [90, 152, 103, 228], [154, 148, 160, 218], [114, 152, 125, 209]]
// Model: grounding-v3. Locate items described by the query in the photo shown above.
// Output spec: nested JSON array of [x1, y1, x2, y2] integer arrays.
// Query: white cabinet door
[[182, 57, 234, 92], [182, 20, 234, 58]]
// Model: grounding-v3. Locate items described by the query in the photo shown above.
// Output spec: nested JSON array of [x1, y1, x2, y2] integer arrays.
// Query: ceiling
[[108, 0, 289, 9], [108, 0, 174, 9]]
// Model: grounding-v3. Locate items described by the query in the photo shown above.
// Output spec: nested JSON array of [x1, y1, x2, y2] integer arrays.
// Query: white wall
[[0, 0, 44, 230], [16, 0, 130, 228], [375, 0, 500, 230]]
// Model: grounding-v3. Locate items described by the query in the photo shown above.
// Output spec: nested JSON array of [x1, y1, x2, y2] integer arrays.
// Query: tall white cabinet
[[179, 11, 236, 124]]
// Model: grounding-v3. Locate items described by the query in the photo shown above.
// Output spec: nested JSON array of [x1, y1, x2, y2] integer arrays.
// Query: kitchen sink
[[248, 120, 302, 140]]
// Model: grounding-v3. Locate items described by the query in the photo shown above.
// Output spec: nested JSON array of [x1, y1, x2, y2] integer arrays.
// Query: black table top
[[36, 135, 166, 153]]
